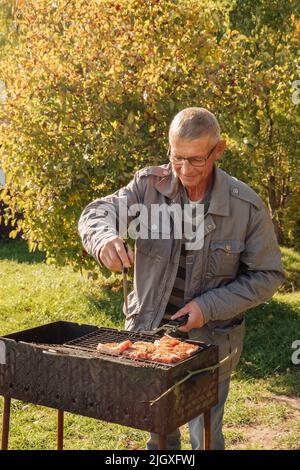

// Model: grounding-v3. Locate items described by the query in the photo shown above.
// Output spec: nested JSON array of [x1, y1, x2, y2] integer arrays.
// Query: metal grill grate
[[64, 327, 155, 349], [62, 327, 205, 368]]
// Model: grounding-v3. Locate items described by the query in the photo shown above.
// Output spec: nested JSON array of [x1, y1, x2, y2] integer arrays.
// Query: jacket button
[[163, 170, 169, 175], [232, 188, 239, 194], [208, 224, 213, 230]]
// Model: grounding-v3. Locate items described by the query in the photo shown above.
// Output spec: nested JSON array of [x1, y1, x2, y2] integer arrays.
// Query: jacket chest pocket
[[208, 240, 244, 277], [135, 218, 173, 261]]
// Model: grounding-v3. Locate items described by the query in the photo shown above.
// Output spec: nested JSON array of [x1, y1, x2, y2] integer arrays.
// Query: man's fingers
[[99, 238, 134, 272], [127, 245, 134, 264], [102, 250, 122, 272], [171, 305, 189, 320], [114, 240, 131, 268], [178, 325, 189, 333]]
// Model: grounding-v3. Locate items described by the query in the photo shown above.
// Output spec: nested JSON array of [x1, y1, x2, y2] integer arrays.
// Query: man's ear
[[214, 139, 226, 161]]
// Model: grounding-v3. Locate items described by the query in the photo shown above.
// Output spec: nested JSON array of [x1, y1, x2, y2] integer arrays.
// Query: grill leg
[[204, 409, 211, 450], [1, 396, 11, 451], [158, 434, 166, 450], [57, 410, 64, 450]]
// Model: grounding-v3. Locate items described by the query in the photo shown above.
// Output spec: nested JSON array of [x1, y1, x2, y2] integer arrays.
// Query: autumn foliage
[[0, 0, 299, 268]]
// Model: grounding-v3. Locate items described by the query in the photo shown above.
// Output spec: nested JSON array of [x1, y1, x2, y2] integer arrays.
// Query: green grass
[[0, 239, 299, 450], [280, 246, 300, 292], [0, 239, 125, 333]]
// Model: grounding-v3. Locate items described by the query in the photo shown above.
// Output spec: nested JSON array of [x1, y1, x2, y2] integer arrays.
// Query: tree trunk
[[267, 176, 285, 245]]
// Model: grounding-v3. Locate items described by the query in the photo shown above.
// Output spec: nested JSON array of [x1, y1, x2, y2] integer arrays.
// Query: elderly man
[[78, 107, 285, 450]]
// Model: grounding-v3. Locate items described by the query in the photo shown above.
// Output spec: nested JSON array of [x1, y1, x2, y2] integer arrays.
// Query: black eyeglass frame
[[168, 142, 219, 167]]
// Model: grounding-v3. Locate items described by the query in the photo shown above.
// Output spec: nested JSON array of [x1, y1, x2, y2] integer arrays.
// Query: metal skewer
[[122, 242, 129, 316]]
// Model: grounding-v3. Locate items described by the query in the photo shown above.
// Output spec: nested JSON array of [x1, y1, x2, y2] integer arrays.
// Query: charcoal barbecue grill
[[0, 321, 219, 450]]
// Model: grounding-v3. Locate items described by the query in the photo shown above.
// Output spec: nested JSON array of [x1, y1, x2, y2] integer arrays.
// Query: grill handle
[[166, 314, 189, 327], [149, 348, 238, 406]]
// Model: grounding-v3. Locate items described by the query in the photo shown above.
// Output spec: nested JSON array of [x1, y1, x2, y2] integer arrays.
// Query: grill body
[[0, 321, 218, 434]]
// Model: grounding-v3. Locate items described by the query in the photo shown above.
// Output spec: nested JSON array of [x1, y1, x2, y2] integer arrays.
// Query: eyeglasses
[[168, 142, 218, 167]]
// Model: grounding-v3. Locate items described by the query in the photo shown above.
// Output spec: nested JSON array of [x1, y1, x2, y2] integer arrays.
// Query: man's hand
[[171, 300, 205, 332], [99, 237, 134, 272]]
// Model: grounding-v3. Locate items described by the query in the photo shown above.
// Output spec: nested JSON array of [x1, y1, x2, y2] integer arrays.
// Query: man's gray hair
[[169, 107, 221, 143]]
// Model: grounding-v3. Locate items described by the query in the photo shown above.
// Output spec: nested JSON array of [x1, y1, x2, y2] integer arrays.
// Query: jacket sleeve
[[78, 171, 146, 265], [195, 202, 286, 323]]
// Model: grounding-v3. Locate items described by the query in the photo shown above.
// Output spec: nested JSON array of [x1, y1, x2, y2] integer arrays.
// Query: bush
[[0, 200, 22, 240], [0, 0, 223, 267], [0, 0, 299, 267]]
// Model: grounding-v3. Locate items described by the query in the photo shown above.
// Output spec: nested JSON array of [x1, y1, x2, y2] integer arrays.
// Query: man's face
[[169, 135, 223, 189]]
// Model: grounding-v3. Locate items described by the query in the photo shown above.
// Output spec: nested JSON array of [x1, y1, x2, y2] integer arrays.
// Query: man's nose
[[181, 159, 194, 174]]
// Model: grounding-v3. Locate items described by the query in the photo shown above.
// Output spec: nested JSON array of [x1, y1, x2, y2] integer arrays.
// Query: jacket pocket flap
[[210, 240, 245, 254], [212, 317, 245, 335]]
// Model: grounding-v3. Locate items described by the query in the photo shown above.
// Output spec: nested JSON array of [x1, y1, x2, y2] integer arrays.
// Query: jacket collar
[[154, 163, 230, 217]]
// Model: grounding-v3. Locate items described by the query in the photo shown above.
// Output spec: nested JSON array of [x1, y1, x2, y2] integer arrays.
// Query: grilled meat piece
[[173, 342, 199, 355], [123, 348, 149, 359], [131, 341, 157, 353], [96, 335, 199, 363], [154, 336, 181, 347], [97, 339, 133, 355], [150, 351, 183, 364], [122, 341, 156, 360]]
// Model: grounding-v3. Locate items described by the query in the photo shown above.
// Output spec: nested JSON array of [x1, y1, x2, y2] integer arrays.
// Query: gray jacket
[[78, 163, 285, 381]]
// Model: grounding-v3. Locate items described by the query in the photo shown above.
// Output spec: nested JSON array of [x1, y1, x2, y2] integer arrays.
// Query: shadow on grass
[[84, 275, 132, 327], [85, 291, 125, 326], [236, 297, 300, 396], [0, 239, 45, 264]]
